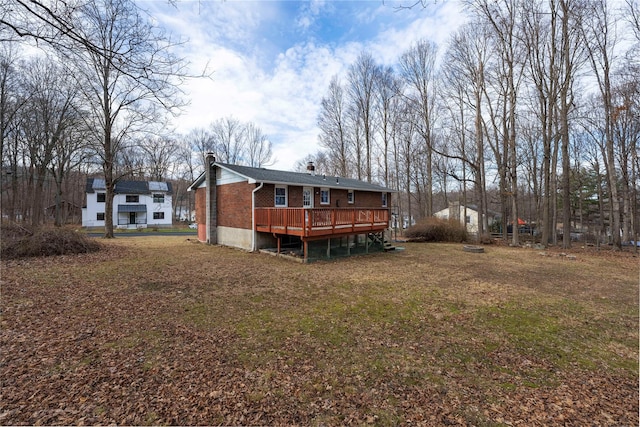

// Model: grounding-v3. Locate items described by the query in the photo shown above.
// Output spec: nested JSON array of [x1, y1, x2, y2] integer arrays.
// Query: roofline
[[187, 172, 206, 191], [188, 162, 397, 193]]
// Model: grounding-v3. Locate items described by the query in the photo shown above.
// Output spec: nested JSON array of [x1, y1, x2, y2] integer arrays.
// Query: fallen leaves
[[1, 238, 637, 425]]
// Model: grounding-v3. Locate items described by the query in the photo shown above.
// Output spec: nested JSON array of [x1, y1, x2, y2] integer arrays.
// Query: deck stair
[[367, 232, 396, 251]]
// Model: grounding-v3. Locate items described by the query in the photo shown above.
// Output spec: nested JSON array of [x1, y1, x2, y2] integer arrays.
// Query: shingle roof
[[189, 162, 394, 193], [117, 204, 147, 213], [85, 178, 173, 194], [85, 178, 105, 193], [115, 181, 148, 194]]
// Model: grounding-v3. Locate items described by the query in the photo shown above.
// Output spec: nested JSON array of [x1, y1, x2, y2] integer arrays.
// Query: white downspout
[[251, 182, 264, 251]]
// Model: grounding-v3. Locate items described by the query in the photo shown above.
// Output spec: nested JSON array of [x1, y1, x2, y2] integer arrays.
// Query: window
[[381, 192, 387, 207], [126, 195, 139, 203], [274, 186, 287, 207], [466, 215, 471, 224], [303, 187, 313, 208], [97, 212, 105, 221], [97, 192, 106, 203], [153, 212, 165, 220], [153, 193, 164, 203], [347, 190, 354, 204], [320, 188, 330, 205]]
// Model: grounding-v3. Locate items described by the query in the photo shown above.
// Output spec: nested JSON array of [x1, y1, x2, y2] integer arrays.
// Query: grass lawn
[[1, 237, 638, 425]]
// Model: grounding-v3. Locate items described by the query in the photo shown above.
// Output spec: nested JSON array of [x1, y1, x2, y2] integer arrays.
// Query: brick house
[[187, 154, 394, 261]]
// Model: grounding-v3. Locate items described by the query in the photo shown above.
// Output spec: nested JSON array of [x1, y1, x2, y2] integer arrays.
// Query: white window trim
[[347, 190, 354, 204], [320, 188, 330, 205], [275, 185, 288, 207], [303, 187, 313, 208]]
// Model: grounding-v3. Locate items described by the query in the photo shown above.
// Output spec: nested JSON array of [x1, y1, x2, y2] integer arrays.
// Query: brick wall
[[351, 190, 389, 208], [195, 187, 206, 223], [254, 184, 390, 208], [217, 181, 254, 229], [254, 184, 275, 208]]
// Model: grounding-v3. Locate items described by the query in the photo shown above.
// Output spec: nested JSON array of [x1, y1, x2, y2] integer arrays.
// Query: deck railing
[[255, 207, 389, 238]]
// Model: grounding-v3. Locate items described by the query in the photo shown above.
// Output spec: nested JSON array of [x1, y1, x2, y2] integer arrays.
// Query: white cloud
[[152, 0, 467, 171]]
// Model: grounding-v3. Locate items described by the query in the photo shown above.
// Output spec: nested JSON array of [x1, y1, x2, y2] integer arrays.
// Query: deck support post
[[347, 235, 351, 256], [327, 238, 331, 258], [303, 240, 308, 263]]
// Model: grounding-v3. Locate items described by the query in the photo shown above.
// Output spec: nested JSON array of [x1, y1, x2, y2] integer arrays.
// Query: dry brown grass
[[1, 237, 638, 425]]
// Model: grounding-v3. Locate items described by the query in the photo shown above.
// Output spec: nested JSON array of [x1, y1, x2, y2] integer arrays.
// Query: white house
[[82, 178, 173, 229], [434, 202, 497, 234]]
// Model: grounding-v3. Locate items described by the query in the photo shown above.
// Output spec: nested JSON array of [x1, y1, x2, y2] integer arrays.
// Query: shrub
[[1, 223, 102, 259], [404, 217, 468, 243]]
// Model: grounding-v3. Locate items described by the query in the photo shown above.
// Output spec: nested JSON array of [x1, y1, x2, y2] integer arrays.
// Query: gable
[[218, 168, 247, 185]]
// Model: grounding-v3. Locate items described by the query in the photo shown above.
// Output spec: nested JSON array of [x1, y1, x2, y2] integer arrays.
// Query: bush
[[1, 223, 102, 259], [404, 217, 468, 243]]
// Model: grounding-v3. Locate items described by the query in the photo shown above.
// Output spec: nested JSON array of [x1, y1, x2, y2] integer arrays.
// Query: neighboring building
[[187, 155, 395, 262], [434, 202, 498, 234], [82, 178, 173, 229]]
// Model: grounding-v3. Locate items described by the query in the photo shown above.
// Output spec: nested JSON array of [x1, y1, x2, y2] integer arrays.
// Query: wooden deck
[[255, 207, 390, 239]]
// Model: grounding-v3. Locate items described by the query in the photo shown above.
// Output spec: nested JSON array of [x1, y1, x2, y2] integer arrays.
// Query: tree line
[[1, 0, 638, 249], [304, 0, 639, 249], [1, 0, 273, 236]]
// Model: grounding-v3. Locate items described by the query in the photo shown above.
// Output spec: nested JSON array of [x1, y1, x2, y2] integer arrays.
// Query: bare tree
[[581, 0, 623, 249], [0, 42, 24, 223], [374, 66, 401, 187], [521, 0, 584, 248], [115, 145, 145, 179], [611, 74, 639, 245], [67, 0, 186, 238], [20, 56, 77, 226], [294, 151, 331, 176], [0, 42, 22, 173], [244, 122, 273, 168], [210, 117, 245, 164], [441, 23, 492, 238], [628, 0, 640, 42], [399, 39, 438, 217], [1, 0, 110, 58], [318, 75, 350, 177], [347, 52, 380, 183], [141, 136, 180, 181], [472, 0, 525, 245], [185, 126, 214, 173], [48, 102, 89, 227]]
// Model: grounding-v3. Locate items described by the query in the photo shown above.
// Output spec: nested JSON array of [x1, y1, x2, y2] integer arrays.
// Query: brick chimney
[[204, 152, 217, 244], [306, 161, 315, 176]]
